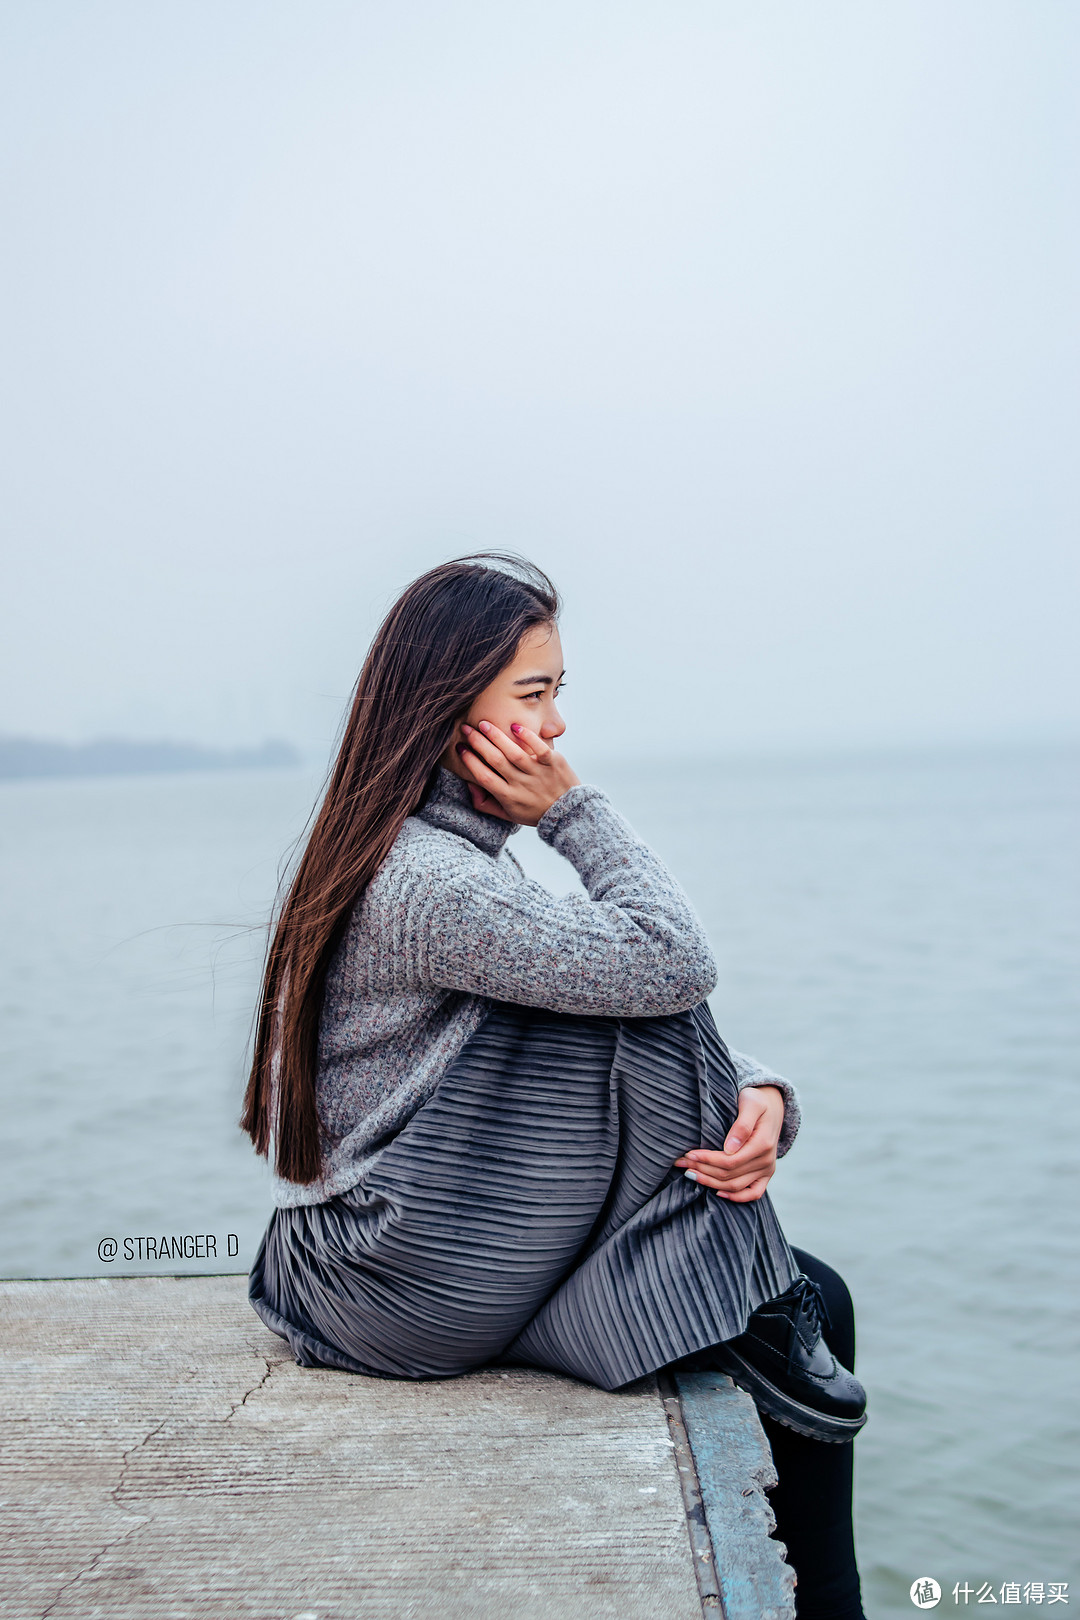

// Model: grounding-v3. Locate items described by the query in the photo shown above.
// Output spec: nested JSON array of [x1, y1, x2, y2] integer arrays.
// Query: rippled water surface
[[1, 745, 1076, 1613]]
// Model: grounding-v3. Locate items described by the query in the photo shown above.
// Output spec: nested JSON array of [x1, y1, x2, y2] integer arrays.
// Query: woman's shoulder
[[333, 816, 515, 988], [367, 812, 514, 905]]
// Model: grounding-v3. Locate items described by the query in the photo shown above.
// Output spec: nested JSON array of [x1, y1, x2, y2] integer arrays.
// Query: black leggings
[[762, 1246, 865, 1620]]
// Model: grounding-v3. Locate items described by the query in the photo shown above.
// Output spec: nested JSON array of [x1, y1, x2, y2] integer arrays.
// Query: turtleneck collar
[[416, 766, 518, 858]]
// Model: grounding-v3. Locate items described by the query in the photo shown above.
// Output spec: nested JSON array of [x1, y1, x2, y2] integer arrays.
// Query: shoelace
[[782, 1274, 832, 1373]]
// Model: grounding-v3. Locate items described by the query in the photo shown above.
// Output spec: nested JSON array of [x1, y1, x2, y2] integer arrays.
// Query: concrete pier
[[0, 1276, 794, 1619]]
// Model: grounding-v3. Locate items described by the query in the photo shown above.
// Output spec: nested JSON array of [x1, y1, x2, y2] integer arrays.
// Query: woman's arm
[[429, 717, 715, 1013], [412, 784, 718, 1017]]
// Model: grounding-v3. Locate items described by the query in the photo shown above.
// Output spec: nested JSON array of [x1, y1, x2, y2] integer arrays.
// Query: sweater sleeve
[[729, 1048, 801, 1158], [410, 785, 718, 1018]]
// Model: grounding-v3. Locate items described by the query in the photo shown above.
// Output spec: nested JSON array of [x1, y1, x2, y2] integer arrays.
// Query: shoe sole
[[708, 1346, 868, 1444]]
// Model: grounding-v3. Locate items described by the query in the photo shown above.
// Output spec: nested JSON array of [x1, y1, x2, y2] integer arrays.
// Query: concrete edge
[[672, 1369, 797, 1620], [657, 1370, 723, 1613]]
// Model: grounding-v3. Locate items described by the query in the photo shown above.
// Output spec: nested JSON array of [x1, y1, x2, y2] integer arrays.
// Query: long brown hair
[[241, 554, 560, 1184]]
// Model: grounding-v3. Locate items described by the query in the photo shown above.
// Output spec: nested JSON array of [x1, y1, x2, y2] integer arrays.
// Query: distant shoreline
[[0, 735, 301, 782]]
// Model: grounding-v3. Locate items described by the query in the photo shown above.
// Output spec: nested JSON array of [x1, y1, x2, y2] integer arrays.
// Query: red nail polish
[[511, 723, 522, 734], [456, 743, 466, 755]]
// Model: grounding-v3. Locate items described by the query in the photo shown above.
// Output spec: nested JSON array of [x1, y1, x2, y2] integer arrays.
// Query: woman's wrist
[[748, 1082, 784, 1109]]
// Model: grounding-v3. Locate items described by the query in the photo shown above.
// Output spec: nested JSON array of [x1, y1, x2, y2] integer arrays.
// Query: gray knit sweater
[[271, 769, 801, 1206]]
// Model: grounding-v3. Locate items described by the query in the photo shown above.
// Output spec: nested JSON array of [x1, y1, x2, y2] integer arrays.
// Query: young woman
[[243, 555, 868, 1620]]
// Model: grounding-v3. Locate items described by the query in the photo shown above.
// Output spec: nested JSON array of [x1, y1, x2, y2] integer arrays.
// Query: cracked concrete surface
[[221, 1355, 289, 1425], [37, 1514, 148, 1620], [0, 1276, 709, 1619]]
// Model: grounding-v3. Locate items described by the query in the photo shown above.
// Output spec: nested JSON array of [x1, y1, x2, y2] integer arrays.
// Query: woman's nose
[[541, 706, 566, 741]]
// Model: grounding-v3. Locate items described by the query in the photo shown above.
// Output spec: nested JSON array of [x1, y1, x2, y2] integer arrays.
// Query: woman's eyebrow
[[512, 670, 565, 687]]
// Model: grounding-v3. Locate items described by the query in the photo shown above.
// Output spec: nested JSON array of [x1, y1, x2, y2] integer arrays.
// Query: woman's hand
[[456, 720, 580, 825], [674, 1085, 785, 1202]]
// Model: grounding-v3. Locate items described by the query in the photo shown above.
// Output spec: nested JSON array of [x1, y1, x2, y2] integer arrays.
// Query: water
[[1, 745, 1076, 1612]]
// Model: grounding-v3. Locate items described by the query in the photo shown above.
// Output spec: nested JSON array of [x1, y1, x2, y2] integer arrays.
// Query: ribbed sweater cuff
[[536, 784, 612, 857]]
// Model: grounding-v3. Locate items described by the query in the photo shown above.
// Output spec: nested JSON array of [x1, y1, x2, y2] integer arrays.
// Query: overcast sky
[[1, 1, 1076, 759]]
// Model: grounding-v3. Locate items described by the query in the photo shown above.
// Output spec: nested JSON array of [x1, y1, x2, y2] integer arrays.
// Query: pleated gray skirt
[[250, 1001, 799, 1392]]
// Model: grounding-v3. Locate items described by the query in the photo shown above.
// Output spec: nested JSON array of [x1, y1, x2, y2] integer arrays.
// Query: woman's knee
[[789, 1247, 856, 1372]]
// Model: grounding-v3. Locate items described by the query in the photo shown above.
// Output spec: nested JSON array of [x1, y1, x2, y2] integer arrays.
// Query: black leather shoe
[[706, 1274, 868, 1443]]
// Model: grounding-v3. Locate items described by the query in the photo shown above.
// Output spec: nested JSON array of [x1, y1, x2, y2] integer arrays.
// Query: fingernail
[[461, 724, 473, 735], [511, 723, 522, 734], [456, 743, 466, 755], [683, 1170, 699, 1183], [725, 1138, 743, 1154], [478, 721, 492, 732]]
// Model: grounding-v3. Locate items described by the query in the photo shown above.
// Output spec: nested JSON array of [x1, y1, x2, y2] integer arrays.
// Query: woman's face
[[442, 622, 567, 779]]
